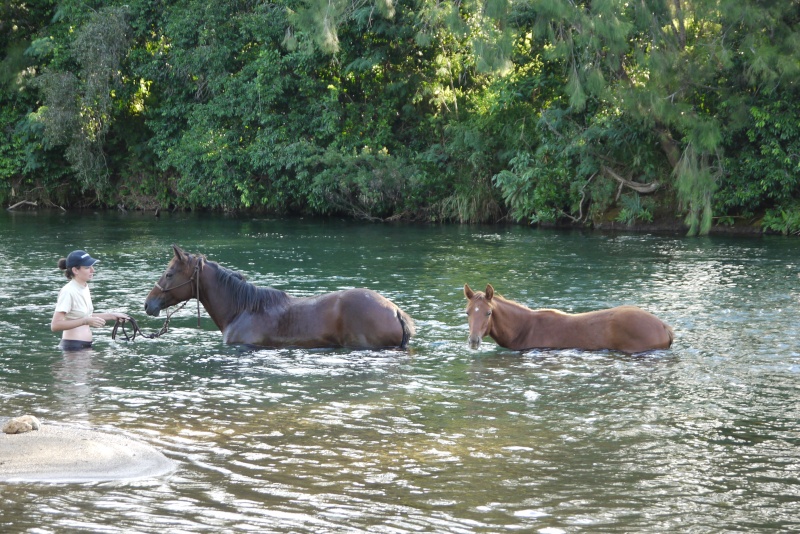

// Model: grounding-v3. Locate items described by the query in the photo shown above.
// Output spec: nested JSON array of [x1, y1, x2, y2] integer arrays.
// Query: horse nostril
[[144, 301, 161, 317]]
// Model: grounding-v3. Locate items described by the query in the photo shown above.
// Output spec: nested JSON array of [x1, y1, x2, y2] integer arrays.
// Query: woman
[[51, 249, 130, 350]]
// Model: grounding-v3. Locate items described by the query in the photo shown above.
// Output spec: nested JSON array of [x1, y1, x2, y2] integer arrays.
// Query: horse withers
[[144, 245, 415, 349], [464, 283, 673, 353]]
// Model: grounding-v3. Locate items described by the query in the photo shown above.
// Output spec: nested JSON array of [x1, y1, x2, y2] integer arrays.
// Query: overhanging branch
[[602, 166, 660, 194]]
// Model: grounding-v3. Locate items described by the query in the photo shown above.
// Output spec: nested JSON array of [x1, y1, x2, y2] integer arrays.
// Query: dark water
[[1, 211, 798, 533]]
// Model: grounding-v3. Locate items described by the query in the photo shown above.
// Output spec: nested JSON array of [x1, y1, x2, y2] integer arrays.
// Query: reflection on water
[[52, 350, 98, 422], [1, 212, 799, 532]]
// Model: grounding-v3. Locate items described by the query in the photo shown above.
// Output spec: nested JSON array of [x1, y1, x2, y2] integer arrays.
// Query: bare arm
[[94, 312, 131, 322], [51, 310, 101, 332], [50, 310, 128, 332]]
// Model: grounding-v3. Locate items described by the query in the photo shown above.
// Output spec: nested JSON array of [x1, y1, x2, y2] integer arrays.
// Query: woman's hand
[[86, 315, 106, 328], [84, 312, 131, 328]]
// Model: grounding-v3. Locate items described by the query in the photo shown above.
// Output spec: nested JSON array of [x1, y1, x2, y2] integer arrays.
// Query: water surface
[[1, 211, 798, 532]]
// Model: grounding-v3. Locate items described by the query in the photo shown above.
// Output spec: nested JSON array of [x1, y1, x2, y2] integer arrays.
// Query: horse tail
[[396, 309, 416, 349]]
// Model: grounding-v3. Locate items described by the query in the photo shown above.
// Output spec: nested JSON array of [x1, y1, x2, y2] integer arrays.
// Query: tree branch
[[602, 166, 660, 194], [6, 200, 38, 211]]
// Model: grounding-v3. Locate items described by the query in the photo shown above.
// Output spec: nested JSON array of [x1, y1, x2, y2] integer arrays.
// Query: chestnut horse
[[144, 245, 415, 349], [464, 284, 673, 353]]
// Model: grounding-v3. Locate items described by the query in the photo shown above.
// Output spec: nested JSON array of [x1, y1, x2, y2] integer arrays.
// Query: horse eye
[[486, 310, 492, 316]]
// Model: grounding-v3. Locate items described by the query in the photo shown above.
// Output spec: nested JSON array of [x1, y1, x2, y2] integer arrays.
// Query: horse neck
[[196, 261, 238, 331], [489, 295, 540, 348]]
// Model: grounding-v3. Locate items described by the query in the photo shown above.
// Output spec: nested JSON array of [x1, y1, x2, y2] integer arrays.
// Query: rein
[[112, 257, 204, 342], [111, 302, 189, 341]]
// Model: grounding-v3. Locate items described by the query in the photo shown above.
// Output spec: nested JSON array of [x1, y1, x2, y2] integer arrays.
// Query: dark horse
[[144, 245, 415, 349], [464, 284, 673, 353]]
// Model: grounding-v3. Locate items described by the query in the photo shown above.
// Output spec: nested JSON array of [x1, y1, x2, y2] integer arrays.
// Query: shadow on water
[[1, 211, 799, 532]]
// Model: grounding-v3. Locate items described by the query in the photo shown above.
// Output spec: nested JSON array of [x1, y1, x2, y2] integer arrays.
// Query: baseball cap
[[66, 250, 100, 269]]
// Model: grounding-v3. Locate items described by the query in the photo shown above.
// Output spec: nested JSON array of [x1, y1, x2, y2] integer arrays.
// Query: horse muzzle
[[144, 298, 163, 317], [468, 335, 482, 349]]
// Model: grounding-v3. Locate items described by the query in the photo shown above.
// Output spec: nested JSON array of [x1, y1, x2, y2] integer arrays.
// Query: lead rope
[[111, 301, 190, 341], [196, 258, 202, 327], [113, 259, 203, 341]]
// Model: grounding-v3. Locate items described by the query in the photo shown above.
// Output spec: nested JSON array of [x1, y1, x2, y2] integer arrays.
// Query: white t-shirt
[[55, 279, 93, 321]]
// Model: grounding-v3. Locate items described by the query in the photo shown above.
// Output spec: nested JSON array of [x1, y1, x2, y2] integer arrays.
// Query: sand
[[0, 423, 176, 483]]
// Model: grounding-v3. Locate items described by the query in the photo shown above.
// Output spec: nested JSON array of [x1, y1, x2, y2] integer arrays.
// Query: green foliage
[[674, 145, 719, 236], [290, 0, 348, 54], [762, 205, 800, 236], [0, 107, 27, 184], [616, 193, 654, 226], [717, 101, 800, 217], [493, 150, 578, 224], [491, 101, 669, 226], [32, 6, 132, 197], [2, 0, 800, 235], [309, 146, 424, 219], [437, 184, 502, 223], [511, 0, 800, 234]]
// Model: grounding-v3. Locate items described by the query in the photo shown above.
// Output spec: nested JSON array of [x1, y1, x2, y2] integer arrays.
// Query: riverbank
[[3, 204, 777, 237]]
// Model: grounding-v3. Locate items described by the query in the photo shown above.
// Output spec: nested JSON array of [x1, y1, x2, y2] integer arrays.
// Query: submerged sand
[[0, 423, 176, 483]]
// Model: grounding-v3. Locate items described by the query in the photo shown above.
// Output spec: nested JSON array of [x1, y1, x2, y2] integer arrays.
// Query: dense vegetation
[[2, 0, 800, 235]]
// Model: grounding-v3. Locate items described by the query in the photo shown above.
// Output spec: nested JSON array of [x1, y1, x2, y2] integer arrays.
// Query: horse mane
[[468, 290, 562, 315], [466, 290, 531, 312], [492, 293, 535, 312], [205, 260, 289, 313], [493, 294, 570, 315]]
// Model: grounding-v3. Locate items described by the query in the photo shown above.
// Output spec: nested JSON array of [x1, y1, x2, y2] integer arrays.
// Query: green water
[[1, 210, 798, 532]]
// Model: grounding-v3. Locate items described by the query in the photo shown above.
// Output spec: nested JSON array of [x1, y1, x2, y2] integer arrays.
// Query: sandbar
[[0, 423, 176, 483]]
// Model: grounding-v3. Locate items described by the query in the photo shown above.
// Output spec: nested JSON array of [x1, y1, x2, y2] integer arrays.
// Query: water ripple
[[2, 215, 800, 532]]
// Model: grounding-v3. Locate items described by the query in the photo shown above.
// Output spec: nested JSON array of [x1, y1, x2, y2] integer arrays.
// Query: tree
[[4, 0, 800, 231], [499, 0, 800, 234], [0, 0, 62, 205], [29, 5, 132, 200]]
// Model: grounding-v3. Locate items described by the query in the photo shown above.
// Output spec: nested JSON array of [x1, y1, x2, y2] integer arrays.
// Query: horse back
[[333, 289, 415, 348], [231, 288, 413, 349], [588, 306, 673, 352], [510, 305, 672, 353]]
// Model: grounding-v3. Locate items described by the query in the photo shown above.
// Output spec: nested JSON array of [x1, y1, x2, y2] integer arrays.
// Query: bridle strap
[[154, 258, 204, 327], [114, 258, 205, 342]]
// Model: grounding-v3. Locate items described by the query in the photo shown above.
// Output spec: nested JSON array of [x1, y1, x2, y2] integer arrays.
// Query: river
[[0, 210, 798, 532]]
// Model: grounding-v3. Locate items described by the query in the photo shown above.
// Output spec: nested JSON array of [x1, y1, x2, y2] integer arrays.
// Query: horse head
[[464, 283, 494, 349], [144, 244, 203, 316]]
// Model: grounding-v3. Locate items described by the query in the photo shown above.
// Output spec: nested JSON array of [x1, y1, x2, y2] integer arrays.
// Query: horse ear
[[172, 244, 187, 261], [464, 284, 474, 300], [485, 284, 494, 301]]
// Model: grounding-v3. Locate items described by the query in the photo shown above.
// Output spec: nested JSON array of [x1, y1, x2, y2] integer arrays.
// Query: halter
[[154, 257, 204, 327], [112, 256, 205, 342]]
